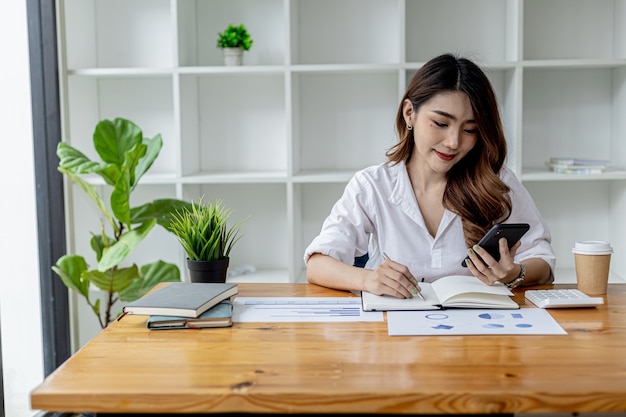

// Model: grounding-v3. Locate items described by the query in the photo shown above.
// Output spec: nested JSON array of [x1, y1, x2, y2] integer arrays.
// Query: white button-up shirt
[[304, 161, 555, 283]]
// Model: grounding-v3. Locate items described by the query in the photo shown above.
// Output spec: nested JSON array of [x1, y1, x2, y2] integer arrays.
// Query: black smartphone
[[461, 223, 530, 267]]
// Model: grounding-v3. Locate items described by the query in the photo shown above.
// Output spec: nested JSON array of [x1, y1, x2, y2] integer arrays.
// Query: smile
[[434, 150, 455, 161]]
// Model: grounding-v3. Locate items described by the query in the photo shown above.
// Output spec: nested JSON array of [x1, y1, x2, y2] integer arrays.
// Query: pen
[[382, 252, 425, 301]]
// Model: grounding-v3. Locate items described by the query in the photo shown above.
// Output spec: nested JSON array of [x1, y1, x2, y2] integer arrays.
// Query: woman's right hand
[[368, 257, 420, 299]]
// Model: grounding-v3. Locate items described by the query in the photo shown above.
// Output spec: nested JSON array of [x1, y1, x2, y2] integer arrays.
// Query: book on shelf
[[549, 157, 611, 166], [147, 300, 233, 330], [361, 275, 518, 311], [546, 158, 609, 174], [122, 282, 238, 318], [548, 165, 605, 174]]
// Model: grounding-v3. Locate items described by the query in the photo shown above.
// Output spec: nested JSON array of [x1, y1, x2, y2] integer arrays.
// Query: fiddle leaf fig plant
[[52, 117, 192, 328]]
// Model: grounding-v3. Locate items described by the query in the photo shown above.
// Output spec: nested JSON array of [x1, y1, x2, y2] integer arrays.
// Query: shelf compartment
[[61, 0, 173, 69], [522, 67, 619, 170], [68, 184, 180, 270], [293, 182, 350, 275], [179, 73, 286, 176], [182, 183, 288, 279], [293, 72, 398, 173], [523, 0, 624, 60], [176, 0, 285, 67], [65, 75, 176, 175], [291, 0, 400, 65], [526, 180, 626, 284], [406, 0, 516, 63]]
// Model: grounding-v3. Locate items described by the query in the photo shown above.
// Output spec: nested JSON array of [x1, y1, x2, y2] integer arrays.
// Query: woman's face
[[404, 91, 478, 174]]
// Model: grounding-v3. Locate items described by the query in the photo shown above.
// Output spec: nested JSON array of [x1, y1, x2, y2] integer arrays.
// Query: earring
[[407, 124, 413, 131]]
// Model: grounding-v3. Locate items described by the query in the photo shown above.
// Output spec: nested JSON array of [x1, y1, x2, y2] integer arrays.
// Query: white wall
[[0, 1, 46, 417]]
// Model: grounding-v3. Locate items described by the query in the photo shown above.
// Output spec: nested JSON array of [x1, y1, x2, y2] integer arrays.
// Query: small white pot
[[222, 47, 244, 66]]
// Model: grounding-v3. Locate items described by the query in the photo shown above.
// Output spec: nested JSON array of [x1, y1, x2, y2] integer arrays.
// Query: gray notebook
[[122, 282, 238, 318]]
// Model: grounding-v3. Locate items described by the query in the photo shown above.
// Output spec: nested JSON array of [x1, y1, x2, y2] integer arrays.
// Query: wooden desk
[[31, 283, 626, 414]]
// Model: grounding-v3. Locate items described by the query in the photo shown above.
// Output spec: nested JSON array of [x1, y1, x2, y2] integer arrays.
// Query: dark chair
[[353, 253, 369, 268]]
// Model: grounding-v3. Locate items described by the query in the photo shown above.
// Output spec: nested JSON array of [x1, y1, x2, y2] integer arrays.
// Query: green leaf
[[93, 118, 142, 167], [57, 142, 120, 186], [59, 167, 119, 235], [86, 265, 140, 293], [51, 254, 90, 298], [119, 261, 181, 302], [134, 133, 162, 187], [131, 198, 193, 229], [57, 142, 103, 174], [111, 142, 149, 228], [93, 298, 101, 318], [90, 233, 110, 262], [122, 142, 147, 190], [110, 167, 132, 228], [98, 219, 157, 271]]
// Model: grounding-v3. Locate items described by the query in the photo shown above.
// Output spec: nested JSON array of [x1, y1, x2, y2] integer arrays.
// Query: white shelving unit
[[57, 0, 626, 345]]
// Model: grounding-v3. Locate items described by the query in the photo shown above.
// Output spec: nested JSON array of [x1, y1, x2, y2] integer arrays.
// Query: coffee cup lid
[[572, 240, 613, 255]]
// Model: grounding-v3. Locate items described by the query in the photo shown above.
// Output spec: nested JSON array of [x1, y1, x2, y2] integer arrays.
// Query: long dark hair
[[387, 53, 511, 246]]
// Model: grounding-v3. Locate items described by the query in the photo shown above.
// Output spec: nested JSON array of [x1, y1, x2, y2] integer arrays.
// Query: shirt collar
[[387, 160, 458, 239]]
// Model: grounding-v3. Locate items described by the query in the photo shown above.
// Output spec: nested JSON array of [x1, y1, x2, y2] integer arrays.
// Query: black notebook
[[147, 300, 233, 330], [122, 282, 238, 318], [361, 275, 518, 311]]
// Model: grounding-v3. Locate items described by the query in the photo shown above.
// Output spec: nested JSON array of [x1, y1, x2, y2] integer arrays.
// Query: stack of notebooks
[[122, 282, 238, 330], [546, 157, 610, 174]]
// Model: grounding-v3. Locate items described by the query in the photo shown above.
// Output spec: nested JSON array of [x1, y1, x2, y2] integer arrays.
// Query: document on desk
[[233, 297, 384, 322], [387, 308, 566, 336]]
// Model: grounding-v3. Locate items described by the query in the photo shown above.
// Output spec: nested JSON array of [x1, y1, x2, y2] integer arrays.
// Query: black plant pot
[[186, 258, 230, 283]]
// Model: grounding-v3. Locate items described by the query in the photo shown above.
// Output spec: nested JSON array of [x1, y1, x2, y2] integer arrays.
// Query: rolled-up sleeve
[[304, 172, 374, 266], [503, 169, 556, 275]]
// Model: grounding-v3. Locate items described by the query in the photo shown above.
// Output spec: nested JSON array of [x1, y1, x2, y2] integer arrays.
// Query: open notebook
[[361, 275, 518, 311]]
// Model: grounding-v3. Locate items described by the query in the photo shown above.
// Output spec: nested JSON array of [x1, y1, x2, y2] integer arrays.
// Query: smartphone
[[461, 223, 530, 267]]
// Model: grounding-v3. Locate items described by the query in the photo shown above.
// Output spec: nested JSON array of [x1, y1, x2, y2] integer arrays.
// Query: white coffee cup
[[572, 241, 613, 295]]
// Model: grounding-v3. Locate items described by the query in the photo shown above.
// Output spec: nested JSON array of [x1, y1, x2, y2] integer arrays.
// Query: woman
[[304, 53, 555, 299]]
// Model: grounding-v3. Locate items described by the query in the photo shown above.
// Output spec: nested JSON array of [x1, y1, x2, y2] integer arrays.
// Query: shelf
[[182, 171, 288, 184], [58, 0, 626, 349], [522, 169, 626, 182], [521, 59, 626, 69]]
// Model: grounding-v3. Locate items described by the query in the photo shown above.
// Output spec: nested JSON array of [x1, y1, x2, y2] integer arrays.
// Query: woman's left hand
[[465, 237, 521, 285]]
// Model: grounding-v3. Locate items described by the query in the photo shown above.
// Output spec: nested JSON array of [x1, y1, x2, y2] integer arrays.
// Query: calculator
[[524, 289, 604, 309]]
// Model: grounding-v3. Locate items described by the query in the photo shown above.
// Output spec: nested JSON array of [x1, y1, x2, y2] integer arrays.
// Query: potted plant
[[216, 23, 253, 66], [52, 117, 192, 328], [168, 197, 247, 283]]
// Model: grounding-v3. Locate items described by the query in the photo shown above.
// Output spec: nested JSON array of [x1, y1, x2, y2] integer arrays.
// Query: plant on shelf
[[216, 23, 253, 66], [168, 197, 247, 283], [52, 117, 192, 328]]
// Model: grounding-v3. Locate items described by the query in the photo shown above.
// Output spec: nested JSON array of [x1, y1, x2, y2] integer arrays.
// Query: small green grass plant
[[168, 197, 247, 262]]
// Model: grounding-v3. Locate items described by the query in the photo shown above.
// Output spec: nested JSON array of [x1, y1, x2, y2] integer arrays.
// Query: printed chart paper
[[233, 297, 384, 322], [387, 308, 566, 336]]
